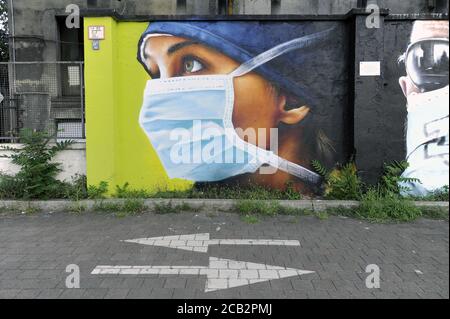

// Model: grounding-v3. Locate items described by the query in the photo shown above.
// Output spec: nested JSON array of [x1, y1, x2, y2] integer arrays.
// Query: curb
[[0, 198, 448, 213]]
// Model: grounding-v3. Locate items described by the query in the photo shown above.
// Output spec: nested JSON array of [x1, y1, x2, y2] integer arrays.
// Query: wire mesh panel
[[0, 62, 85, 142]]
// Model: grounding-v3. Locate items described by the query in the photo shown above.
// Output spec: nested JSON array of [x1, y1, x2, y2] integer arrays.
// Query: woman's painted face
[[142, 35, 317, 191], [143, 35, 299, 147]]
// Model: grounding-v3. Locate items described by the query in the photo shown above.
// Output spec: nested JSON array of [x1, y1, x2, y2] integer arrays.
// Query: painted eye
[[183, 58, 204, 74]]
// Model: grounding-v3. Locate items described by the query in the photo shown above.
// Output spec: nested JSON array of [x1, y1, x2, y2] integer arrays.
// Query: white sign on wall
[[88, 26, 105, 40], [360, 61, 381, 76]]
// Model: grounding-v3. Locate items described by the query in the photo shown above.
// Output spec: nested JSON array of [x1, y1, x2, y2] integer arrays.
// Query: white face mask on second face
[[139, 28, 335, 187], [401, 85, 449, 196], [405, 85, 449, 158]]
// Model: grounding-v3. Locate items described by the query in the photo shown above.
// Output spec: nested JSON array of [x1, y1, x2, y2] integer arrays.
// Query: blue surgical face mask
[[139, 31, 331, 186]]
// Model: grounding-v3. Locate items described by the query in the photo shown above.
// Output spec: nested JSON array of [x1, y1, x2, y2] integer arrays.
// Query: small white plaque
[[360, 61, 381, 76], [88, 26, 105, 40]]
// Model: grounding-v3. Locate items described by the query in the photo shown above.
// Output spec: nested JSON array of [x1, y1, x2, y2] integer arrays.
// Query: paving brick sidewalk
[[0, 211, 448, 299]]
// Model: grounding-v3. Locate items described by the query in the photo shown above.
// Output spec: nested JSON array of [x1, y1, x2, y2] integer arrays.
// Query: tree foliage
[[0, 0, 9, 62]]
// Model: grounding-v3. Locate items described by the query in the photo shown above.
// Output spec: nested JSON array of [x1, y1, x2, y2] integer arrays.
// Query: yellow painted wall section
[[84, 17, 117, 189], [84, 17, 192, 194]]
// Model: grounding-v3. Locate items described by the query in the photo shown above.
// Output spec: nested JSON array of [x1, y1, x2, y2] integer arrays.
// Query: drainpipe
[[7, 0, 17, 142], [7, 0, 16, 96], [357, 0, 368, 8], [228, 0, 234, 15]]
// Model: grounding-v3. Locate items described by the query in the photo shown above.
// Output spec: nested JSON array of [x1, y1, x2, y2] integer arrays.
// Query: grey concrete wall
[[8, 0, 448, 61]]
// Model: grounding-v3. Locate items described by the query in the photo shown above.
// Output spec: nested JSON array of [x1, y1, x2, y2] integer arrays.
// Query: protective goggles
[[400, 38, 449, 92]]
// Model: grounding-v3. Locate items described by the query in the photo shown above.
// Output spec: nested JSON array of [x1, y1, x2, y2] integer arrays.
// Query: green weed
[[240, 214, 260, 224], [87, 181, 109, 199], [355, 188, 422, 223]]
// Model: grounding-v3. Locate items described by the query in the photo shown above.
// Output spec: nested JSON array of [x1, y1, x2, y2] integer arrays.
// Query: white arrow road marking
[[122, 233, 300, 253], [91, 257, 314, 292]]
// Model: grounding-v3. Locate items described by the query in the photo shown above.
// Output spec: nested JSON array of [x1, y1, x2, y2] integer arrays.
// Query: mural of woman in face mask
[[398, 20, 449, 196], [137, 22, 341, 194]]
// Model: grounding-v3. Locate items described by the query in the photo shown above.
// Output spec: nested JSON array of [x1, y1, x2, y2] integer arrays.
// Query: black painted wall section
[[353, 12, 388, 183], [381, 21, 415, 165], [349, 12, 446, 184]]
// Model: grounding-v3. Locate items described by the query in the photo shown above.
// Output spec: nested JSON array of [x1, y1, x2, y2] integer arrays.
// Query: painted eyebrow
[[142, 40, 198, 61], [167, 41, 199, 55]]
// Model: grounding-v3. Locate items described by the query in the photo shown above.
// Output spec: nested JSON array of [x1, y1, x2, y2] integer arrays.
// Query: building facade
[[1, 0, 449, 194]]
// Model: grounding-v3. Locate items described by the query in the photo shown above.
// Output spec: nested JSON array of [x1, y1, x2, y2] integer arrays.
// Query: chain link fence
[[0, 62, 85, 143]]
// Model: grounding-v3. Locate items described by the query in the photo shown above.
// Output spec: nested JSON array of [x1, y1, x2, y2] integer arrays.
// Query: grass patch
[[0, 205, 20, 214], [313, 189, 425, 223], [93, 201, 123, 213], [114, 183, 152, 199], [67, 202, 87, 214], [234, 200, 318, 220], [152, 201, 201, 214], [0, 203, 41, 215], [316, 211, 329, 220], [325, 206, 357, 218], [409, 186, 449, 202], [420, 206, 449, 220], [240, 214, 260, 224], [122, 199, 146, 214], [92, 199, 147, 216], [177, 202, 202, 212], [232, 197, 444, 223], [153, 201, 179, 214], [148, 183, 303, 200], [234, 200, 280, 216], [278, 206, 315, 216], [287, 216, 299, 224], [206, 212, 218, 218], [355, 189, 422, 223]]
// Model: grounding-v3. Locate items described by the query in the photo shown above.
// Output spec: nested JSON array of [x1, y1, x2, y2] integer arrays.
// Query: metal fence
[[0, 62, 85, 143]]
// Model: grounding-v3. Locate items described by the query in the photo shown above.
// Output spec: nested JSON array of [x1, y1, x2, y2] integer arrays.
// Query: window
[[219, 0, 228, 14], [57, 17, 84, 96], [271, 0, 281, 14], [177, 0, 187, 14]]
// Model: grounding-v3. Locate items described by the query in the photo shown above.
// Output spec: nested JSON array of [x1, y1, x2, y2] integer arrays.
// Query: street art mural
[[397, 20, 449, 196], [136, 21, 348, 194], [83, 17, 448, 196]]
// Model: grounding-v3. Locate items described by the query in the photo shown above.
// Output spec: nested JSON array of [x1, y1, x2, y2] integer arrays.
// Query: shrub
[[312, 161, 363, 200], [412, 185, 449, 202], [87, 181, 109, 199], [0, 129, 74, 200], [64, 174, 88, 201], [379, 160, 420, 197], [428, 186, 449, 202]]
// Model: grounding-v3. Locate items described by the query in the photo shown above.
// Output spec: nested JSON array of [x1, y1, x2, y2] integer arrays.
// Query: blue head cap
[[137, 21, 337, 107]]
